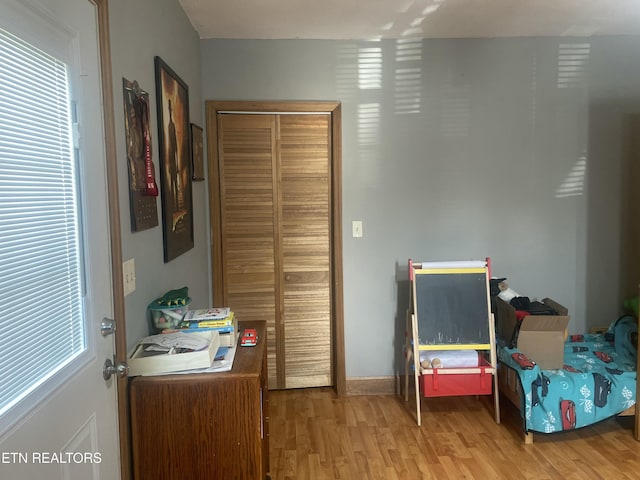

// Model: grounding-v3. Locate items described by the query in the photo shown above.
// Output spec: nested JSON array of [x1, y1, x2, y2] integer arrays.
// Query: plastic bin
[[419, 357, 493, 397], [148, 297, 191, 331]]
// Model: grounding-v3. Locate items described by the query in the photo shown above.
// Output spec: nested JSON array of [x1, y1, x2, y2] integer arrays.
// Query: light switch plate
[[352, 220, 363, 238], [123, 258, 136, 296]]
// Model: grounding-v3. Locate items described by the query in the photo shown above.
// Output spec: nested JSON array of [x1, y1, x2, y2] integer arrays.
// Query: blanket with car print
[[498, 315, 637, 434]]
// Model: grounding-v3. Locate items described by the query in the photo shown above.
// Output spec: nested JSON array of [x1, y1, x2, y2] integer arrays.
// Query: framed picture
[[190, 123, 204, 181], [122, 78, 159, 232], [154, 56, 194, 262]]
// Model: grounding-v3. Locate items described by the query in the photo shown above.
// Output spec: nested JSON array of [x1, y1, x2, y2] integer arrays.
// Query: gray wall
[[109, 0, 210, 349], [105, 2, 640, 379], [201, 37, 640, 378]]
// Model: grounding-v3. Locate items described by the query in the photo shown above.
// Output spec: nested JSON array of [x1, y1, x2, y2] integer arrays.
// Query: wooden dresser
[[129, 320, 269, 479]]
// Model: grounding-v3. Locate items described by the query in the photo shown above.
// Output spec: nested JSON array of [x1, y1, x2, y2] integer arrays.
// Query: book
[[214, 346, 229, 361], [162, 329, 238, 347], [165, 313, 237, 335], [182, 307, 230, 322], [172, 324, 235, 334], [127, 331, 221, 376], [179, 311, 235, 329], [218, 330, 239, 348]]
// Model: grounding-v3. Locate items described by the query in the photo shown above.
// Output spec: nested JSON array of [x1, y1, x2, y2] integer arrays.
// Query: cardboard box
[[493, 297, 519, 347], [128, 331, 220, 376], [517, 314, 569, 370], [494, 297, 570, 370]]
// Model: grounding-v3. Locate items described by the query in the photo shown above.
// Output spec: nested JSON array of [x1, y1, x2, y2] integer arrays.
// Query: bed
[[495, 299, 638, 443]]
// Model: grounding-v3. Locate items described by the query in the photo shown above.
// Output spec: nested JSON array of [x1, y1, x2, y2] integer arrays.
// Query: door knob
[[101, 317, 117, 336], [103, 357, 129, 380]]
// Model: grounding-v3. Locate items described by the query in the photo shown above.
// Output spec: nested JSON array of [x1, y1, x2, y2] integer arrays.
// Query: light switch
[[352, 220, 363, 238], [123, 258, 136, 296]]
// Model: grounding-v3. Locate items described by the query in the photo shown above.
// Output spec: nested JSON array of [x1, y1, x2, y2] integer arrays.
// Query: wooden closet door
[[217, 112, 332, 389], [217, 114, 280, 386], [279, 115, 332, 388]]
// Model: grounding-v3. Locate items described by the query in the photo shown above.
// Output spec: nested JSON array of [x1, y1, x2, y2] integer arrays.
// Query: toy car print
[[593, 351, 613, 363], [241, 328, 258, 347], [511, 352, 535, 370], [593, 372, 612, 407], [563, 364, 581, 373], [605, 366, 624, 376], [530, 372, 551, 407], [560, 399, 576, 430]]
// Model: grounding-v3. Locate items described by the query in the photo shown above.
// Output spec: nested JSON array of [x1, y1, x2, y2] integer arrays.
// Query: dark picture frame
[[190, 123, 204, 181], [154, 56, 194, 262], [122, 78, 159, 232]]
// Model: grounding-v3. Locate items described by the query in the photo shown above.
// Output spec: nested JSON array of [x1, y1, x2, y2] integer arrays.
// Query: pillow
[[613, 314, 638, 369]]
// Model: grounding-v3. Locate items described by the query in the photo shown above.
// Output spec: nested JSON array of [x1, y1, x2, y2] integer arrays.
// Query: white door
[[0, 1, 120, 479]]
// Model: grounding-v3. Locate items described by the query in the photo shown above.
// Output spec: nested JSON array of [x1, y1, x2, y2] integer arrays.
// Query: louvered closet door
[[217, 113, 332, 389], [279, 115, 332, 388], [217, 114, 279, 386]]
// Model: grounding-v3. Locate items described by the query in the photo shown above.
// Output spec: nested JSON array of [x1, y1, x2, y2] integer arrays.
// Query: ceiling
[[178, 0, 640, 40]]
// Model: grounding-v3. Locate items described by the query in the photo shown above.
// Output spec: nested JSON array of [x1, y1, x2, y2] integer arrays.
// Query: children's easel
[[404, 259, 500, 426]]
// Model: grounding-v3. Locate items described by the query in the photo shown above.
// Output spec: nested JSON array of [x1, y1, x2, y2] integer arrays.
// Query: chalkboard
[[414, 268, 490, 347]]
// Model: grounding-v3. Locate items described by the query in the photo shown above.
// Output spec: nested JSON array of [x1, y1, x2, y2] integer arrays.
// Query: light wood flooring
[[268, 387, 640, 479]]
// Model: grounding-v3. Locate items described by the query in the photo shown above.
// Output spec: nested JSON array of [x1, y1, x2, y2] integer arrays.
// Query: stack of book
[[164, 307, 238, 348]]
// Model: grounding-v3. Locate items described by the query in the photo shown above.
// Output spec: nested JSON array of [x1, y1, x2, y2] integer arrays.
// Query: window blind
[[0, 27, 85, 416]]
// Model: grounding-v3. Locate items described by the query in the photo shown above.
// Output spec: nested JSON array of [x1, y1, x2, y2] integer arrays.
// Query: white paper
[[168, 345, 238, 375], [140, 332, 210, 351], [417, 260, 486, 269], [419, 350, 479, 368]]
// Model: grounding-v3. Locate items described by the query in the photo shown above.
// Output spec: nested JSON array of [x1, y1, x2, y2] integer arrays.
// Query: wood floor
[[268, 387, 640, 479]]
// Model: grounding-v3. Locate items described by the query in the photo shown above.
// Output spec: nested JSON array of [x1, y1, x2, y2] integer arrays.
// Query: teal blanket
[[499, 315, 637, 434]]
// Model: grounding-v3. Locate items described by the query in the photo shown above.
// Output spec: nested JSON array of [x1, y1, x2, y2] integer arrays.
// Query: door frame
[[93, 1, 130, 478], [205, 101, 346, 395]]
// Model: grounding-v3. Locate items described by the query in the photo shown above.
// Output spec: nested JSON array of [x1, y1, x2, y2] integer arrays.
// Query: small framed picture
[[190, 123, 204, 181]]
